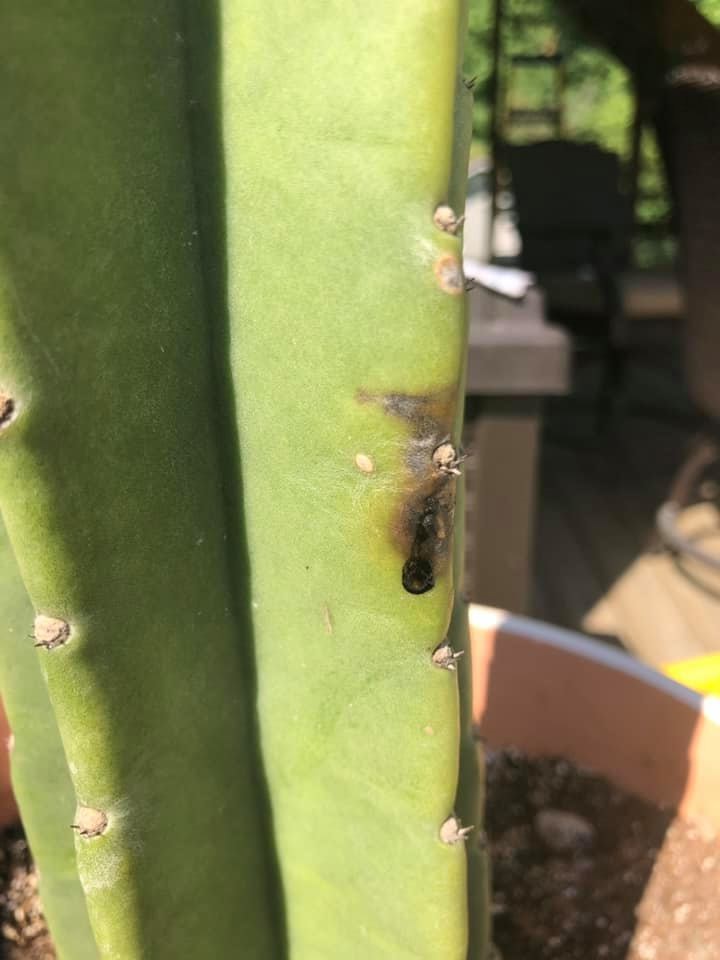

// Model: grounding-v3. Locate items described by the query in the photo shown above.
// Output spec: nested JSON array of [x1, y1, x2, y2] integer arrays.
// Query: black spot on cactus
[[357, 388, 459, 595]]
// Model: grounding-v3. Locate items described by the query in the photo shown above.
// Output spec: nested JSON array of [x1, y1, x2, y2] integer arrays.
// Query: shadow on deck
[[531, 328, 720, 668]]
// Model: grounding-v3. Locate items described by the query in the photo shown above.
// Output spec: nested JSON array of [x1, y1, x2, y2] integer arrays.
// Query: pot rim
[[470, 604, 720, 824], [469, 603, 720, 725]]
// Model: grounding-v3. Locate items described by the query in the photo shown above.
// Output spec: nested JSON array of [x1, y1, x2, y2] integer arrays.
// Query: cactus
[[448, 57, 492, 960], [0, 3, 483, 959], [0, 519, 98, 959]]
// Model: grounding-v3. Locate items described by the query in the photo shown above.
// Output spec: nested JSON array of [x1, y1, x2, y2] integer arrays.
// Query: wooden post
[[464, 397, 541, 612]]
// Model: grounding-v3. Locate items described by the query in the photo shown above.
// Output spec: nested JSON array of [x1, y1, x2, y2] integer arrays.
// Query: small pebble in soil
[[534, 808, 596, 854]]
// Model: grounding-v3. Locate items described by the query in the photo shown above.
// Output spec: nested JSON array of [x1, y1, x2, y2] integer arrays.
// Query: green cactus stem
[[0, 5, 277, 957], [210, 2, 474, 956], [449, 56, 492, 960], [0, 1, 477, 957], [0, 519, 98, 959]]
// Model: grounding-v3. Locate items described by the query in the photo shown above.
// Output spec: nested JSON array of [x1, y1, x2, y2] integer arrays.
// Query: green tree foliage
[[463, 0, 720, 265]]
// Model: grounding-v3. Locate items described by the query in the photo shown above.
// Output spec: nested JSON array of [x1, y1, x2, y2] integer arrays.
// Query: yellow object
[[664, 653, 720, 696]]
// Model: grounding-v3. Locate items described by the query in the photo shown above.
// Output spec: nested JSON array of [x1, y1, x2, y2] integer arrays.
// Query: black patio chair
[[504, 139, 633, 420]]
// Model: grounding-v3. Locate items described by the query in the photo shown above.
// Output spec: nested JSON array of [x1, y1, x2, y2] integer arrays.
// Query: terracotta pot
[[0, 698, 18, 828], [470, 604, 720, 831]]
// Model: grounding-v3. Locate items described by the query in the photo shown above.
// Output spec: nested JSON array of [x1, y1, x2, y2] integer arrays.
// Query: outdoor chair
[[504, 139, 632, 419]]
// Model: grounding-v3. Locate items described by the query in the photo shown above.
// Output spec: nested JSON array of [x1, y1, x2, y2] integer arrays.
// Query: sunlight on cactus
[[0, 3, 482, 957]]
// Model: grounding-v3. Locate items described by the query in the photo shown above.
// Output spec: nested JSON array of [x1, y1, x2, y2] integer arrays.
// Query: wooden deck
[[530, 343, 720, 669]]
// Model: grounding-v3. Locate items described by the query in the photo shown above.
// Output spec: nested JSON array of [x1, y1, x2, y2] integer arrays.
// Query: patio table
[[464, 284, 570, 611]]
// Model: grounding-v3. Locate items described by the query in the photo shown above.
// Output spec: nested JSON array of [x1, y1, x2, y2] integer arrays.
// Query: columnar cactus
[[0, 3, 482, 958], [0, 521, 97, 959]]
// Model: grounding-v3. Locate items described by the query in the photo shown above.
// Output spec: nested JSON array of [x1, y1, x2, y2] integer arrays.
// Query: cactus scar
[[354, 452, 375, 474], [358, 389, 459, 595], [433, 254, 464, 295], [0, 392, 15, 430]]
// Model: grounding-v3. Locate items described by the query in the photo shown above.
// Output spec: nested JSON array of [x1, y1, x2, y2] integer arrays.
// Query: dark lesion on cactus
[[358, 389, 461, 595], [400, 483, 455, 595], [0, 392, 15, 430]]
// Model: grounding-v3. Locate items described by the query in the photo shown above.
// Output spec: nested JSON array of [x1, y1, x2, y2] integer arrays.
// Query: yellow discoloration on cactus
[[354, 452, 375, 474], [433, 254, 464, 295]]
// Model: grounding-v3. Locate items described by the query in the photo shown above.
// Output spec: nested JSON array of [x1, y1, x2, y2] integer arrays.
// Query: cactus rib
[[0, 519, 98, 959], [0, 5, 277, 957], [0, 2, 476, 957], [216, 1, 471, 956]]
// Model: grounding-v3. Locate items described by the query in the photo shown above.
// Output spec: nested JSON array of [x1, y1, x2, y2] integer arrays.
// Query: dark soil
[[486, 749, 720, 959], [2, 751, 719, 958], [0, 828, 54, 959]]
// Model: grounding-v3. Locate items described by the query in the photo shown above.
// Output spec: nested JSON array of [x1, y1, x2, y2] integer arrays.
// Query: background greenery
[[464, 0, 720, 266]]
